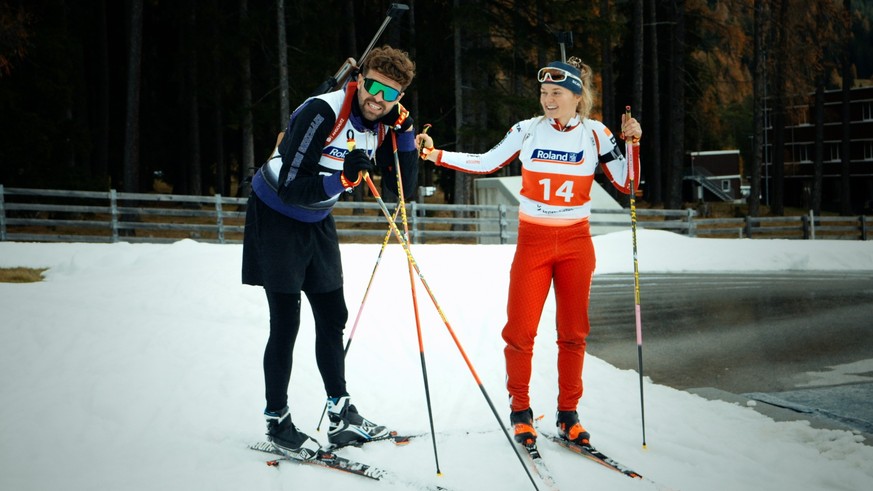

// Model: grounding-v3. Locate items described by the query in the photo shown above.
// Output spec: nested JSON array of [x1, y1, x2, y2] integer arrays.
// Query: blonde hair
[[567, 56, 595, 119], [361, 45, 416, 90]]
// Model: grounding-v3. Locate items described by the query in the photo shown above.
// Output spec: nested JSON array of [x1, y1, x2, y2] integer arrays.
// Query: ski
[[519, 440, 560, 491], [250, 441, 384, 479], [249, 441, 451, 491], [327, 430, 417, 450], [541, 432, 642, 479]]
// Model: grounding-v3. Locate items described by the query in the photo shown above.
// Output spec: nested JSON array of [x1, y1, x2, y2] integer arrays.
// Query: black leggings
[[263, 288, 349, 412]]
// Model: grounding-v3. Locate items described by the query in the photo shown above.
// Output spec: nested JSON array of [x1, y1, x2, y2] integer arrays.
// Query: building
[[684, 150, 745, 203], [763, 85, 873, 213]]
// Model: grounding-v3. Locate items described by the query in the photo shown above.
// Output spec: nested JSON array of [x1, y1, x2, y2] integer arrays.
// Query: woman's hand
[[620, 114, 642, 143], [414, 133, 437, 161]]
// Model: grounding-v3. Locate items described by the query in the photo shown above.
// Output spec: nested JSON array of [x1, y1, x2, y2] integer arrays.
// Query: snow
[[1, 229, 872, 491]]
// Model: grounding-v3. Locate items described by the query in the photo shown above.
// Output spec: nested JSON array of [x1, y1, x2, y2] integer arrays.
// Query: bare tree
[[91, 0, 110, 186], [277, 0, 289, 127], [238, 0, 255, 199], [839, 0, 853, 215], [122, 0, 143, 193], [185, 1, 203, 196], [768, 0, 790, 215], [666, 0, 686, 208], [210, 0, 226, 196], [646, 0, 662, 205], [748, 0, 765, 217], [631, 0, 643, 120]]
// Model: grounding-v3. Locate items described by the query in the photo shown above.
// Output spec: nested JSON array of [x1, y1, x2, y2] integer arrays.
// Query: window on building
[[829, 143, 841, 162], [721, 180, 731, 192], [795, 144, 810, 162], [863, 102, 873, 121], [865, 142, 873, 161]]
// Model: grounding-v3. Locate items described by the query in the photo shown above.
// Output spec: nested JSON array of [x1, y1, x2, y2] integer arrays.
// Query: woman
[[415, 57, 641, 447]]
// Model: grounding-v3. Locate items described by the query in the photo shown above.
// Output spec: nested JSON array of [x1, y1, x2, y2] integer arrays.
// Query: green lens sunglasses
[[362, 78, 402, 102]]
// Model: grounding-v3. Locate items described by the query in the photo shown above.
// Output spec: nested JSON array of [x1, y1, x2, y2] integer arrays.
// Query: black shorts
[[241, 193, 343, 294]]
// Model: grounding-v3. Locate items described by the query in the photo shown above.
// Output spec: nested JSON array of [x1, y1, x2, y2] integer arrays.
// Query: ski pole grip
[[625, 106, 635, 183], [418, 124, 432, 150]]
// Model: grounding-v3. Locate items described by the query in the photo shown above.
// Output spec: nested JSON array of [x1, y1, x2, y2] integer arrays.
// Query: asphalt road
[[586, 271, 873, 394]]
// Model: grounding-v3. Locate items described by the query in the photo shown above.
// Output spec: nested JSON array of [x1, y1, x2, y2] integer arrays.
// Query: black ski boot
[[326, 396, 389, 447], [264, 406, 321, 460]]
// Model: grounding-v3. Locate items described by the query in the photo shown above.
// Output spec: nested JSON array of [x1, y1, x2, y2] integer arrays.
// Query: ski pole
[[389, 127, 442, 476], [315, 203, 402, 432], [625, 106, 647, 449], [360, 170, 540, 490], [310, 3, 409, 96]]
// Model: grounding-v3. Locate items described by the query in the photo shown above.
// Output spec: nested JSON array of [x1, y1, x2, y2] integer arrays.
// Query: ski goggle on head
[[361, 77, 403, 102], [537, 65, 583, 94]]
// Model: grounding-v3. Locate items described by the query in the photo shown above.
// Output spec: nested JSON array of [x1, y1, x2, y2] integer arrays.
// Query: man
[[242, 45, 418, 459]]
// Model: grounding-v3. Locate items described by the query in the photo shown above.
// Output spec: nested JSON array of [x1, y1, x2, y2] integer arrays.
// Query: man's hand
[[381, 103, 413, 132], [341, 149, 374, 188]]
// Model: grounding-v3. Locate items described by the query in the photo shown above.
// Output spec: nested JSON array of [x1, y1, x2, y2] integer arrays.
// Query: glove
[[380, 103, 414, 132], [341, 149, 374, 188]]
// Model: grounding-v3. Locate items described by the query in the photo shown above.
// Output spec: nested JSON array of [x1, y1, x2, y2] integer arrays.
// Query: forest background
[[1, 0, 871, 216]]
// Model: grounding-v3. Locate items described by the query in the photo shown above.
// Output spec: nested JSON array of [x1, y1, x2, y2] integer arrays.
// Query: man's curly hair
[[361, 45, 415, 90]]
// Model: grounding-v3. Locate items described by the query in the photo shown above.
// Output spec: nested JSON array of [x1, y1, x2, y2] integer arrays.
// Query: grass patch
[[0, 267, 48, 283]]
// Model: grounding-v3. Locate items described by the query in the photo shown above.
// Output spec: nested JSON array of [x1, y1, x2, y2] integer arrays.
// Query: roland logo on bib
[[531, 149, 580, 163], [326, 147, 347, 159]]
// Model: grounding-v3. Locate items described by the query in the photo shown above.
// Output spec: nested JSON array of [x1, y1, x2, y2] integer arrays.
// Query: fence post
[[0, 184, 6, 241], [801, 214, 810, 240], [110, 189, 119, 243], [809, 210, 816, 240], [214, 194, 225, 244], [744, 215, 753, 238], [498, 204, 507, 244], [410, 201, 418, 245], [686, 208, 696, 237], [861, 215, 868, 241]]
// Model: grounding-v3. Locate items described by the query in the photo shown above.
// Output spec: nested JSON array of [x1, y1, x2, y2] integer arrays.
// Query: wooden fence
[[0, 185, 869, 244]]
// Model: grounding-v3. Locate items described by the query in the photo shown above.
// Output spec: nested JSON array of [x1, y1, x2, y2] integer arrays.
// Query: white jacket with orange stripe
[[432, 115, 638, 224]]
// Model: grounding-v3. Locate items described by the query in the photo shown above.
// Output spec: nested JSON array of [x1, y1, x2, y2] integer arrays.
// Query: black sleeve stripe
[[598, 146, 624, 165]]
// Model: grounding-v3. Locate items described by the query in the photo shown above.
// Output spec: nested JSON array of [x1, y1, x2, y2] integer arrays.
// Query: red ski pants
[[503, 219, 595, 412]]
